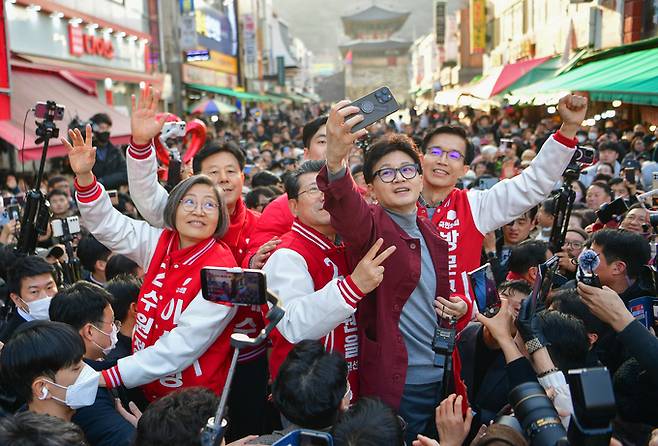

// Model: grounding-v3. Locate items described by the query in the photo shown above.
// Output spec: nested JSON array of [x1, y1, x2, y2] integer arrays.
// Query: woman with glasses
[[318, 101, 473, 445], [63, 125, 240, 402], [556, 228, 588, 280]]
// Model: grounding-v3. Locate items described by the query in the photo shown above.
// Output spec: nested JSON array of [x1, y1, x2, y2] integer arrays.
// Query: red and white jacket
[[75, 177, 239, 401], [126, 140, 266, 363], [262, 220, 365, 400], [418, 133, 577, 307]]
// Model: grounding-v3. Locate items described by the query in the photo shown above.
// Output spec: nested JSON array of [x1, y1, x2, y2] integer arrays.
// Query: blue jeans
[[398, 381, 442, 445]]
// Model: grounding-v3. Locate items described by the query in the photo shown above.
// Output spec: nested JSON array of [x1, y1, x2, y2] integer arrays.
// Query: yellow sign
[[189, 50, 238, 75], [470, 0, 486, 54]]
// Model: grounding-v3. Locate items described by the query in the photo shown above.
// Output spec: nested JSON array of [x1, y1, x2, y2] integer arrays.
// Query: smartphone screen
[[467, 263, 500, 316], [624, 168, 635, 184], [201, 267, 266, 306], [529, 256, 558, 313], [478, 177, 499, 190]]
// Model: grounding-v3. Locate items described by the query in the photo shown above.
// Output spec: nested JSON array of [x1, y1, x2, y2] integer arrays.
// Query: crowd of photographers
[[0, 89, 656, 446]]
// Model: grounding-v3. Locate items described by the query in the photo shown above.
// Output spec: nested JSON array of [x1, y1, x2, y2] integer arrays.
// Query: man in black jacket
[[89, 113, 128, 189]]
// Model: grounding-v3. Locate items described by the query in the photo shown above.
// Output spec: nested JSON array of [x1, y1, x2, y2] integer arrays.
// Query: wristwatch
[[525, 338, 544, 355], [486, 251, 497, 260]]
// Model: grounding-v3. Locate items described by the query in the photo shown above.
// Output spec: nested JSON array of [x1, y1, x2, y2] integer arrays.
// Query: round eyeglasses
[[427, 146, 465, 161], [374, 164, 420, 183]]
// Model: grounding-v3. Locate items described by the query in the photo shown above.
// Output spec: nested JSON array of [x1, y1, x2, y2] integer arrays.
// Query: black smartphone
[[624, 167, 635, 184], [467, 263, 501, 317], [347, 86, 400, 133], [201, 267, 267, 306], [529, 256, 559, 314]]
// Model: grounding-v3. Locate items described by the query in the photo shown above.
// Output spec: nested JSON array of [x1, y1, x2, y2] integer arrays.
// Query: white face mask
[[91, 323, 118, 356], [17, 296, 52, 321], [577, 135, 586, 144], [41, 363, 100, 409], [588, 132, 598, 141]]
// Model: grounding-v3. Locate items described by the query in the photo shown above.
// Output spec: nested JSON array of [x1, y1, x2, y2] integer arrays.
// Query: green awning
[[510, 46, 658, 106], [186, 83, 285, 103]]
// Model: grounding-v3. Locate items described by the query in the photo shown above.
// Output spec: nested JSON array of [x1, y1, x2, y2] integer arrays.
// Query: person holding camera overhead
[[62, 123, 241, 402]]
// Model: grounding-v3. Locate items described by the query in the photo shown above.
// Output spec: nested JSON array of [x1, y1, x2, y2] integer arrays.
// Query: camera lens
[[509, 382, 567, 446], [380, 87, 390, 95]]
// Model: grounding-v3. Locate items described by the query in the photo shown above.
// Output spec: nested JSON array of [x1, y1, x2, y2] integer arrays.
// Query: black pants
[[225, 354, 269, 441]]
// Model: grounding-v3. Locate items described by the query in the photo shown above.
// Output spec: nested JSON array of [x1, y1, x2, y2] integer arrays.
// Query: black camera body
[[432, 325, 456, 367], [567, 368, 615, 446], [571, 146, 595, 165], [595, 198, 629, 224]]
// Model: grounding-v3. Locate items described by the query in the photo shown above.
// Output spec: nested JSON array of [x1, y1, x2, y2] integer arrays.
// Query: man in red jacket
[[417, 94, 588, 304], [245, 116, 328, 268]]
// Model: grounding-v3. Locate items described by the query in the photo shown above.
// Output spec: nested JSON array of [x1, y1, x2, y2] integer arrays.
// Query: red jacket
[[317, 167, 472, 410], [243, 193, 294, 267]]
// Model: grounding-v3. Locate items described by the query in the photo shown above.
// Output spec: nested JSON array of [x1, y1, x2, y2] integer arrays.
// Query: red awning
[[462, 56, 552, 99], [0, 68, 131, 161]]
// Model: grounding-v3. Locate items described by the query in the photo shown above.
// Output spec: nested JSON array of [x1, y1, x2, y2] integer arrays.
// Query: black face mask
[[94, 131, 110, 145]]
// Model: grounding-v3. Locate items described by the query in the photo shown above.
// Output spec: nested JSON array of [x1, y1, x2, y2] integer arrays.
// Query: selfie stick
[[200, 290, 285, 446], [16, 102, 60, 255]]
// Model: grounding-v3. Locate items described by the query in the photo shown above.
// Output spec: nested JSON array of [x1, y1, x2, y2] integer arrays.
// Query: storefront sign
[[435, 1, 446, 45], [470, 0, 486, 54], [69, 25, 114, 59], [182, 63, 237, 88]]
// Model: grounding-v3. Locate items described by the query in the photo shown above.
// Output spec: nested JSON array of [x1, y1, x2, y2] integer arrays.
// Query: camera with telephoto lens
[[509, 382, 568, 446]]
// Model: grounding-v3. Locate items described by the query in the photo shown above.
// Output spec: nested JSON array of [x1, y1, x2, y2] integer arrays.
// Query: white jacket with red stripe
[[75, 178, 237, 390]]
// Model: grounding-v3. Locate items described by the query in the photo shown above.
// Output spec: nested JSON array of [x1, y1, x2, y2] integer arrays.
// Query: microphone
[[578, 249, 600, 274]]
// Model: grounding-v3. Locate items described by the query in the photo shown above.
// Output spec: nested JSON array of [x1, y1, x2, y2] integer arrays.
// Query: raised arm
[[317, 101, 375, 254], [64, 125, 161, 270], [126, 86, 168, 227], [468, 95, 588, 234]]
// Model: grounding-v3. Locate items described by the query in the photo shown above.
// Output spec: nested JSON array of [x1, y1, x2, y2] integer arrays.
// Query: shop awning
[[510, 46, 658, 106], [186, 83, 284, 103], [434, 88, 462, 106], [461, 56, 552, 99], [0, 68, 131, 161]]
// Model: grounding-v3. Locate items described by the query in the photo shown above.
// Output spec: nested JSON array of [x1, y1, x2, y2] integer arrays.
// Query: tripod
[[548, 166, 578, 255]]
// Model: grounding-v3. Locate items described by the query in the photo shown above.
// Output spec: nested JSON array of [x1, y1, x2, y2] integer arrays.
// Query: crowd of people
[[0, 87, 657, 446]]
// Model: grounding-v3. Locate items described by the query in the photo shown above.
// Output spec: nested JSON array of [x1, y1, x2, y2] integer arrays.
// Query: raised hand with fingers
[[325, 100, 368, 173], [61, 124, 96, 187], [435, 394, 473, 446], [557, 94, 588, 138], [131, 86, 166, 145], [349, 238, 396, 294]]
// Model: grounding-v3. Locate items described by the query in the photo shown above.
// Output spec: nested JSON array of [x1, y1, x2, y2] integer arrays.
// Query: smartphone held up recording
[[201, 267, 267, 306], [347, 86, 400, 133], [467, 263, 501, 317]]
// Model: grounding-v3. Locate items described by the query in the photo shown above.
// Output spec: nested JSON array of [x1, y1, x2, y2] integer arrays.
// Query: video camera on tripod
[[51, 216, 83, 284], [15, 100, 65, 256]]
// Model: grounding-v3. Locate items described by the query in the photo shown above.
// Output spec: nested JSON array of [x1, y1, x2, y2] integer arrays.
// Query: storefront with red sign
[[0, 0, 162, 161]]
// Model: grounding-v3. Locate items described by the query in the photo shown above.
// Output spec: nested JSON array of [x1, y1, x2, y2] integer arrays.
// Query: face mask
[[41, 363, 99, 409], [94, 131, 110, 144], [92, 323, 118, 356], [588, 132, 598, 141], [577, 135, 586, 144], [17, 296, 52, 321]]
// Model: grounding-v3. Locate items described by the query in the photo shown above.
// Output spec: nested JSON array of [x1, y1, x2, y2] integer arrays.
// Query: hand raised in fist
[[349, 238, 396, 294], [557, 94, 588, 138]]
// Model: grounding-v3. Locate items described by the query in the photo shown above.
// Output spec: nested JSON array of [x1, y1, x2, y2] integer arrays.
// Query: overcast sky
[[273, 0, 456, 67]]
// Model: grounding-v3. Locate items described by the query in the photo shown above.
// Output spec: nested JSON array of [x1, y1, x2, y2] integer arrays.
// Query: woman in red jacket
[[64, 125, 240, 402]]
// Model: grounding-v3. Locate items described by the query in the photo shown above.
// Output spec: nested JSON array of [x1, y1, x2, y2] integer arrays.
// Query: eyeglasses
[[374, 164, 420, 183], [298, 185, 322, 197], [427, 146, 465, 161], [179, 197, 220, 213], [92, 320, 121, 335], [564, 240, 584, 249]]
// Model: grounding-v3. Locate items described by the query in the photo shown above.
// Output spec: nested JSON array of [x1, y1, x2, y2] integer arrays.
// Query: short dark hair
[[421, 126, 474, 164], [105, 254, 140, 281], [49, 282, 113, 331], [538, 310, 589, 372], [363, 134, 422, 184], [591, 228, 650, 279], [0, 412, 88, 446], [540, 196, 557, 214], [251, 171, 282, 188], [193, 141, 246, 173], [245, 186, 276, 210], [105, 275, 141, 323], [351, 164, 364, 176], [0, 321, 84, 403], [498, 280, 532, 297], [588, 181, 613, 200], [134, 387, 219, 446], [331, 398, 404, 446], [273, 340, 348, 429], [508, 240, 549, 276], [302, 116, 328, 149], [284, 160, 326, 199], [550, 289, 608, 337], [47, 176, 69, 189], [76, 235, 111, 273], [47, 189, 68, 202], [7, 255, 55, 295], [89, 113, 112, 127]]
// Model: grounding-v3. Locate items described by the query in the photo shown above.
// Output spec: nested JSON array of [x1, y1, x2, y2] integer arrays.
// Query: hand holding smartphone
[[345, 86, 400, 133], [201, 267, 267, 306]]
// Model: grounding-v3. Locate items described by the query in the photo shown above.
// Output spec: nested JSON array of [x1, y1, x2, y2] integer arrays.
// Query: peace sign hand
[[349, 238, 396, 294], [62, 125, 96, 181], [131, 86, 166, 145]]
